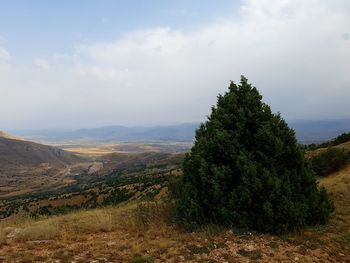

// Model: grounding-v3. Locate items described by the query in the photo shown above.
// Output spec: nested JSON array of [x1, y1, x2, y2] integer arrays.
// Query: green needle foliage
[[176, 76, 334, 233]]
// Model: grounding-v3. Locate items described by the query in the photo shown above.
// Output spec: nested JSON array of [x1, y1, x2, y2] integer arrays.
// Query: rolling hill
[[10, 119, 350, 145], [0, 131, 22, 140], [0, 134, 87, 198], [10, 123, 199, 144], [0, 136, 83, 169]]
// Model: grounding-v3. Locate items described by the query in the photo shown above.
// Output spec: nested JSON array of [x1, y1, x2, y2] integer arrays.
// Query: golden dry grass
[[0, 201, 171, 243], [64, 146, 118, 157], [0, 168, 349, 262], [306, 140, 350, 158], [0, 224, 6, 245]]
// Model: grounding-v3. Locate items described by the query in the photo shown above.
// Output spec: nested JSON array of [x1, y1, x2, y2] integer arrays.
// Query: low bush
[[308, 132, 350, 150], [310, 148, 350, 177], [132, 202, 173, 229], [167, 175, 183, 200], [130, 254, 154, 263]]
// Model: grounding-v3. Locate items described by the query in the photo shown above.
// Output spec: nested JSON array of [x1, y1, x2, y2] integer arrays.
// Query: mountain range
[[9, 119, 350, 145]]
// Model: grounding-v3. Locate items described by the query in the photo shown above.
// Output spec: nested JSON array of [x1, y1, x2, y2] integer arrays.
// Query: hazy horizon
[[1, 0, 350, 130], [3, 117, 350, 132]]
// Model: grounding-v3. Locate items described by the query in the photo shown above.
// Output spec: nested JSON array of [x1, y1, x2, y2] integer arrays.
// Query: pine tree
[[176, 76, 334, 233]]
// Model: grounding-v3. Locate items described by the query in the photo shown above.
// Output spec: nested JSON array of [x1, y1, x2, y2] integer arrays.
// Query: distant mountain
[[9, 119, 350, 145], [0, 136, 83, 169], [11, 123, 199, 143], [289, 119, 350, 144]]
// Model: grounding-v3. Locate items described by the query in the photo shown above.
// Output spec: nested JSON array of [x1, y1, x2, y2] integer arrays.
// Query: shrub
[[308, 132, 350, 150], [132, 202, 173, 229], [167, 176, 183, 200], [130, 254, 154, 263], [176, 76, 334, 233], [310, 147, 350, 176]]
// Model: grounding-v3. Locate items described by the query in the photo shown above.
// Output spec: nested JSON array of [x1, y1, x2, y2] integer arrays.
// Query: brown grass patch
[[0, 167, 349, 262]]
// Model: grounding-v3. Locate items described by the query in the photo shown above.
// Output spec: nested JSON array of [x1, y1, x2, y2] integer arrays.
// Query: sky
[[0, 0, 349, 130]]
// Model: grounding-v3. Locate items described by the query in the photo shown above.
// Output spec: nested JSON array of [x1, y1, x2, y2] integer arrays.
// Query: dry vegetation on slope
[[0, 164, 348, 263], [0, 136, 89, 198]]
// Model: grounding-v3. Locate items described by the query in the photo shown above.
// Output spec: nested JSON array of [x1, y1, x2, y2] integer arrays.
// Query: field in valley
[[60, 142, 192, 157]]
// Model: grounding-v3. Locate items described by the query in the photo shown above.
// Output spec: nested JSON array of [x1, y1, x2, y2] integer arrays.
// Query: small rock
[[246, 245, 255, 251], [107, 241, 116, 247], [339, 253, 345, 257], [294, 256, 299, 261]]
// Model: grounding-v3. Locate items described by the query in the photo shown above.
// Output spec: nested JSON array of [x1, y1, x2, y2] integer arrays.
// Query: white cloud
[[72, 0, 350, 119], [0, 47, 10, 61], [0, 0, 350, 129], [34, 58, 50, 71]]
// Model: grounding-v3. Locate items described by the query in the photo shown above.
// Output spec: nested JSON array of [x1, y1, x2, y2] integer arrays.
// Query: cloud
[[0, 47, 10, 61], [34, 58, 50, 71], [0, 0, 350, 129], [73, 0, 350, 119]]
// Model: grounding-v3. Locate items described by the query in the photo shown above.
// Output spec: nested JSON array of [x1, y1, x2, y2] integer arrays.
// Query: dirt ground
[[0, 164, 349, 263]]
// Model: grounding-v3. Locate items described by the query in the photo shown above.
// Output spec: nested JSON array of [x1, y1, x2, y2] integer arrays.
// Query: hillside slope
[[0, 136, 83, 169], [0, 136, 87, 198], [0, 163, 348, 262], [0, 131, 22, 140]]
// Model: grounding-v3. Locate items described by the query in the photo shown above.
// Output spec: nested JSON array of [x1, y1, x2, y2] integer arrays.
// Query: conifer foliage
[[176, 76, 334, 233]]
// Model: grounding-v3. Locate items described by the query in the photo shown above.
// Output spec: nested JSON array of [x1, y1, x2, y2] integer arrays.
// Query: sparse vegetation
[[130, 254, 154, 263], [0, 170, 348, 263], [308, 131, 350, 150], [310, 147, 350, 176], [0, 152, 184, 219]]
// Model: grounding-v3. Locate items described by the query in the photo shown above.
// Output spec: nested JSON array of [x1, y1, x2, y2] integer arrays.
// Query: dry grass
[[306, 140, 350, 158], [131, 202, 173, 229], [0, 224, 6, 245], [60, 209, 114, 234], [1, 201, 171, 243], [15, 220, 61, 241], [64, 146, 118, 157], [0, 167, 349, 262], [12, 208, 115, 241]]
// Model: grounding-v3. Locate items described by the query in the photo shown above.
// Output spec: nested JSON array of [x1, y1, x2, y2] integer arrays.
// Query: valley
[[1, 1, 349, 261], [0, 131, 349, 262], [0, 134, 185, 219]]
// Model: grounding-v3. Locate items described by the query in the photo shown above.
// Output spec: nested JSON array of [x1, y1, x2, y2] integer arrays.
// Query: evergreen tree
[[176, 76, 334, 233]]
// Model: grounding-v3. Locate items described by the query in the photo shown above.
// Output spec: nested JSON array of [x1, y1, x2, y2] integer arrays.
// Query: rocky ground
[[0, 164, 348, 262], [0, 226, 343, 263]]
